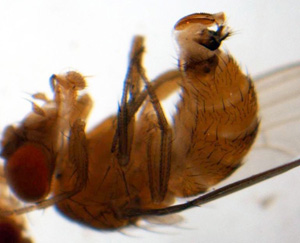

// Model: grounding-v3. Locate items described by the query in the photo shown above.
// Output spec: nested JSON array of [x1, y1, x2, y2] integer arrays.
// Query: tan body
[[1, 13, 264, 230], [54, 13, 258, 228]]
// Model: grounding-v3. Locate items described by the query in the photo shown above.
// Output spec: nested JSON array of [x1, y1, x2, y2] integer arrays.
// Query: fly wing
[[255, 62, 300, 154]]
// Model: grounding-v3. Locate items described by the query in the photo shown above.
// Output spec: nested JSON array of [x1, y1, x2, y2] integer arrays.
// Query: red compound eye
[[5, 143, 54, 202]]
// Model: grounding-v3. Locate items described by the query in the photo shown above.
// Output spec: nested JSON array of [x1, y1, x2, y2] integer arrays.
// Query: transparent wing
[[255, 62, 300, 155]]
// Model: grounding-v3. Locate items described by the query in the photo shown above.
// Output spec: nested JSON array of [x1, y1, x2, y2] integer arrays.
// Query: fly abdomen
[[169, 13, 259, 197]]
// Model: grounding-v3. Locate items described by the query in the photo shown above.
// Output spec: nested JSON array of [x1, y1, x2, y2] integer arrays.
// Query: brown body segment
[[169, 54, 259, 196]]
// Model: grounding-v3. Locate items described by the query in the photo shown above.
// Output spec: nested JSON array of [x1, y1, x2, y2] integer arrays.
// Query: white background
[[0, 0, 300, 242]]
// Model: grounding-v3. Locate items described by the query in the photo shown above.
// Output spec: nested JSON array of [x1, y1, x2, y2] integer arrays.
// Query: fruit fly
[[0, 12, 300, 236]]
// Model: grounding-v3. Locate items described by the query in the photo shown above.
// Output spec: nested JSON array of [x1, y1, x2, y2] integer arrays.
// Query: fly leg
[[111, 36, 145, 166], [131, 38, 174, 204], [122, 158, 300, 217], [112, 36, 181, 204], [137, 72, 173, 203]]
